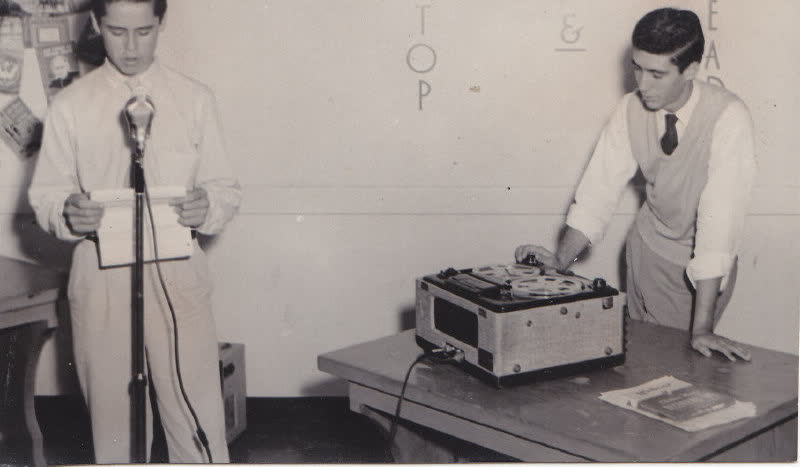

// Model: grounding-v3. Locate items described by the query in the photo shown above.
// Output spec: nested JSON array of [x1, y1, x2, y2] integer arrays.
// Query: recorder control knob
[[521, 254, 541, 267], [592, 278, 607, 290], [439, 267, 460, 279], [499, 283, 513, 300]]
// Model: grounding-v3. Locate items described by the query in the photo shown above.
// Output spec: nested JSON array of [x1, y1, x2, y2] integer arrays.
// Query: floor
[[35, 396, 514, 464]]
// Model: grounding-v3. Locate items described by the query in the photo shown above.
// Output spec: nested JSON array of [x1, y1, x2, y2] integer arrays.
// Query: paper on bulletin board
[[16, 0, 91, 16], [0, 96, 42, 157], [90, 186, 193, 268], [36, 41, 79, 102], [23, 10, 90, 48], [598, 376, 756, 432], [0, 49, 24, 94], [0, 16, 24, 94]]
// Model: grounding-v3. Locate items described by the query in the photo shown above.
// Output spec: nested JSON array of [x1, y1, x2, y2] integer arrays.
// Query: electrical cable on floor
[[144, 182, 213, 463], [387, 348, 461, 452]]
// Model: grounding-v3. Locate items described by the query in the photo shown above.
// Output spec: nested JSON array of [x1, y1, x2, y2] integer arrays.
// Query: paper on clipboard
[[90, 186, 192, 268]]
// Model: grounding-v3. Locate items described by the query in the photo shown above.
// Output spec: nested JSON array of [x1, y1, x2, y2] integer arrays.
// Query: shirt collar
[[100, 57, 161, 93], [659, 80, 700, 124]]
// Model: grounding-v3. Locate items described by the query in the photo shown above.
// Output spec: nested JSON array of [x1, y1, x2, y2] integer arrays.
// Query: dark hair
[[632, 8, 704, 73], [91, 0, 167, 21]]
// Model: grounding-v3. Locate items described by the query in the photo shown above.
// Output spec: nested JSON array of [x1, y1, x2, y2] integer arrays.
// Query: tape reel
[[473, 263, 542, 280], [472, 263, 592, 298], [509, 275, 589, 298]]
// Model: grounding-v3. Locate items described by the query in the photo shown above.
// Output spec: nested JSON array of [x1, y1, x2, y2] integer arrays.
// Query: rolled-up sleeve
[[566, 94, 639, 244], [686, 100, 756, 290], [28, 99, 85, 242], [193, 90, 242, 235]]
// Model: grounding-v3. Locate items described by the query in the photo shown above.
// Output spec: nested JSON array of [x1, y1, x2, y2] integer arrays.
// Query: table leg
[[355, 404, 458, 463], [0, 321, 50, 467], [706, 415, 798, 462]]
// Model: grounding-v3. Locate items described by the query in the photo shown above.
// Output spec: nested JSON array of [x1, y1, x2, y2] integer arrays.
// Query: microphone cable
[[387, 348, 461, 453], [143, 178, 213, 463]]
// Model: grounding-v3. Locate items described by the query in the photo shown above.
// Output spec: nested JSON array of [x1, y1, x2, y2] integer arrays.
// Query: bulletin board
[[0, 0, 95, 159]]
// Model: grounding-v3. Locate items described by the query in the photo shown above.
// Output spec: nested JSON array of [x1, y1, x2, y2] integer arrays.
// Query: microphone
[[124, 88, 155, 157]]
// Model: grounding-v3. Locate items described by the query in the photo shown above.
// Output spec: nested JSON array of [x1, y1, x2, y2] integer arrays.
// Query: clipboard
[[90, 186, 193, 268]]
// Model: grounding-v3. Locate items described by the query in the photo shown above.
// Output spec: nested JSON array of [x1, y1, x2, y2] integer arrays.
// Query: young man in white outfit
[[28, 0, 241, 462]]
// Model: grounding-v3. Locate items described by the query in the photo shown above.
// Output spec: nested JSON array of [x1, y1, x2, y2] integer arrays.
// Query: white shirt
[[29, 59, 241, 241], [566, 82, 757, 289]]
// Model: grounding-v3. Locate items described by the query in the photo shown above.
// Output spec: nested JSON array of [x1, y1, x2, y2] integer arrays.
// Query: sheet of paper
[[90, 186, 192, 268], [36, 41, 80, 102], [0, 97, 42, 158], [598, 375, 756, 432]]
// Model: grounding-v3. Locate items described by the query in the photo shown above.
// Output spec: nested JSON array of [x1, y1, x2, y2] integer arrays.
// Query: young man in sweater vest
[[515, 8, 755, 361]]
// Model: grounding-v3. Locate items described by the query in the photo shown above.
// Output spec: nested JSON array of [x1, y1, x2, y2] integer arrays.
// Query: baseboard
[[34, 395, 353, 463], [35, 394, 352, 424]]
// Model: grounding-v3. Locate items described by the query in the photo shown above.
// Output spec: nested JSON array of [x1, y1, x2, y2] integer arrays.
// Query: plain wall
[[0, 0, 795, 396]]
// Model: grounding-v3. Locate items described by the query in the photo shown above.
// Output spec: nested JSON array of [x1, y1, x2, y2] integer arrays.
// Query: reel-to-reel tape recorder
[[415, 259, 626, 387]]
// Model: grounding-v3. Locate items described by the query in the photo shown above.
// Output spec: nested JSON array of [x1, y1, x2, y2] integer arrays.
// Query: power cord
[[387, 347, 462, 452], [144, 182, 213, 463]]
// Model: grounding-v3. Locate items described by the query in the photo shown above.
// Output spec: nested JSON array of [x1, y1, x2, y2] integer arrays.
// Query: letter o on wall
[[407, 43, 437, 73]]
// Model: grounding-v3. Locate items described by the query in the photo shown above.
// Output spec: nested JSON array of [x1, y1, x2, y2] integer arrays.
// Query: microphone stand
[[126, 92, 154, 463], [132, 148, 147, 463], [124, 94, 211, 462]]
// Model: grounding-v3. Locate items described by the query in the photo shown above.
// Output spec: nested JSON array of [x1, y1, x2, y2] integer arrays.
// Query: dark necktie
[[660, 113, 679, 155]]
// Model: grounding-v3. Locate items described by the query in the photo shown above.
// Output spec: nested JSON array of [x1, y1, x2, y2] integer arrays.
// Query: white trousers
[[68, 240, 229, 463]]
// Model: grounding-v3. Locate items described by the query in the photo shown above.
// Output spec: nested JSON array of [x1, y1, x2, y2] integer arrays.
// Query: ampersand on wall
[[560, 14, 583, 44], [555, 13, 586, 53]]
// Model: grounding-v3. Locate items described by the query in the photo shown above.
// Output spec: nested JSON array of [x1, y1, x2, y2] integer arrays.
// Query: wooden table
[[0, 257, 65, 467], [318, 321, 798, 462]]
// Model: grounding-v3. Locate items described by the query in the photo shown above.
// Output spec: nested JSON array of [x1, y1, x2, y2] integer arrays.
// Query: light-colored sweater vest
[[627, 81, 739, 266]]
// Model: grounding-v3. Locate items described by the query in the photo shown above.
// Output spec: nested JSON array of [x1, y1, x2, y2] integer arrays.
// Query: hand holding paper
[[64, 192, 104, 234], [90, 186, 193, 267], [171, 187, 209, 228]]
